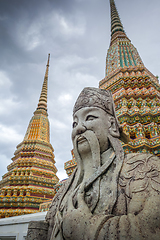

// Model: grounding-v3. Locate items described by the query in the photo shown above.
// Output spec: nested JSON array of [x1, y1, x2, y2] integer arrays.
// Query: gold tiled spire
[[37, 54, 50, 112], [24, 54, 51, 143]]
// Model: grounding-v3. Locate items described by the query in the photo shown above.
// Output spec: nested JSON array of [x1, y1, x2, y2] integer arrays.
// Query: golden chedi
[[0, 54, 59, 218]]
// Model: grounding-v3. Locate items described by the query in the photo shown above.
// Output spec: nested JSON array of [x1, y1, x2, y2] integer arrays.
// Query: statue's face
[[72, 107, 110, 154]]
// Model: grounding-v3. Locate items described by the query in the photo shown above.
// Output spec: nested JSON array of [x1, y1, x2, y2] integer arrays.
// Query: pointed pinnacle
[[37, 54, 50, 112], [109, 0, 129, 45]]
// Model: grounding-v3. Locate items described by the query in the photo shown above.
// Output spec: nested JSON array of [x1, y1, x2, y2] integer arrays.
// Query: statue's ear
[[108, 116, 120, 138]]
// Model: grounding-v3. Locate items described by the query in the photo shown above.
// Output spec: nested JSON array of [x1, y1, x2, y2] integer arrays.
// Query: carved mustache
[[77, 135, 87, 143], [74, 130, 101, 168]]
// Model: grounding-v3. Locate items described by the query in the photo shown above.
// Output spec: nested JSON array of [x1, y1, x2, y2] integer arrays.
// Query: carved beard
[[73, 130, 100, 183], [72, 130, 124, 214], [72, 130, 101, 212]]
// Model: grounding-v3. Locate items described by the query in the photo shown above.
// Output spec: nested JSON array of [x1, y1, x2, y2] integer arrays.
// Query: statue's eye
[[73, 122, 78, 128], [86, 115, 98, 121]]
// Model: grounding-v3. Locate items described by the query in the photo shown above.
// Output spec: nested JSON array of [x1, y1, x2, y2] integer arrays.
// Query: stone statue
[[26, 87, 160, 240]]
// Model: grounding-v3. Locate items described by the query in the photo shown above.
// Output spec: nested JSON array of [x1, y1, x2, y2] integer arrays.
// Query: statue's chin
[[77, 140, 91, 157]]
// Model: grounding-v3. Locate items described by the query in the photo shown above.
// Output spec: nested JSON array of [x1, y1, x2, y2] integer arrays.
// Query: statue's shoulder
[[119, 153, 160, 196], [123, 152, 160, 168]]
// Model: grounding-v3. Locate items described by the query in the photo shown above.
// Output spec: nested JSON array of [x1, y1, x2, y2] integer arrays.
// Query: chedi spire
[[109, 0, 130, 45], [0, 54, 59, 218], [37, 53, 50, 112], [99, 0, 160, 158]]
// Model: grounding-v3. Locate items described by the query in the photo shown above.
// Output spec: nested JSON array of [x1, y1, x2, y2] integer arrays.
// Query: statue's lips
[[77, 136, 87, 144]]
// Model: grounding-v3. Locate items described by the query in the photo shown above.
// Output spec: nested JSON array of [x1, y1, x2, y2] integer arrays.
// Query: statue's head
[[72, 87, 128, 156]]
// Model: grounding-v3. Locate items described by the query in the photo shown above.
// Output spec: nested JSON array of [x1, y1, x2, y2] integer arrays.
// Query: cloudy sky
[[0, 0, 160, 181]]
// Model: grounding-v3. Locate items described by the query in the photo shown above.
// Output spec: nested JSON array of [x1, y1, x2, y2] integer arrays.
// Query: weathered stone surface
[[26, 221, 48, 240], [27, 87, 160, 240]]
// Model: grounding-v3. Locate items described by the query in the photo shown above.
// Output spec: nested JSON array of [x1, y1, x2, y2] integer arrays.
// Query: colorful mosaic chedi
[[0, 54, 59, 218], [65, 150, 76, 176], [65, 0, 160, 176]]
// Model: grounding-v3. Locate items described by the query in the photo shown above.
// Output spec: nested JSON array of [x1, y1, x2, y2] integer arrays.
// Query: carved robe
[[46, 152, 160, 240]]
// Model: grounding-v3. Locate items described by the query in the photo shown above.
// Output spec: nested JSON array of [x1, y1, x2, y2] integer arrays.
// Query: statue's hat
[[73, 87, 129, 143]]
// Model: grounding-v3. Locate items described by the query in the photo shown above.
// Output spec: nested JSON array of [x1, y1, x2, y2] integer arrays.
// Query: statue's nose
[[76, 123, 86, 135]]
